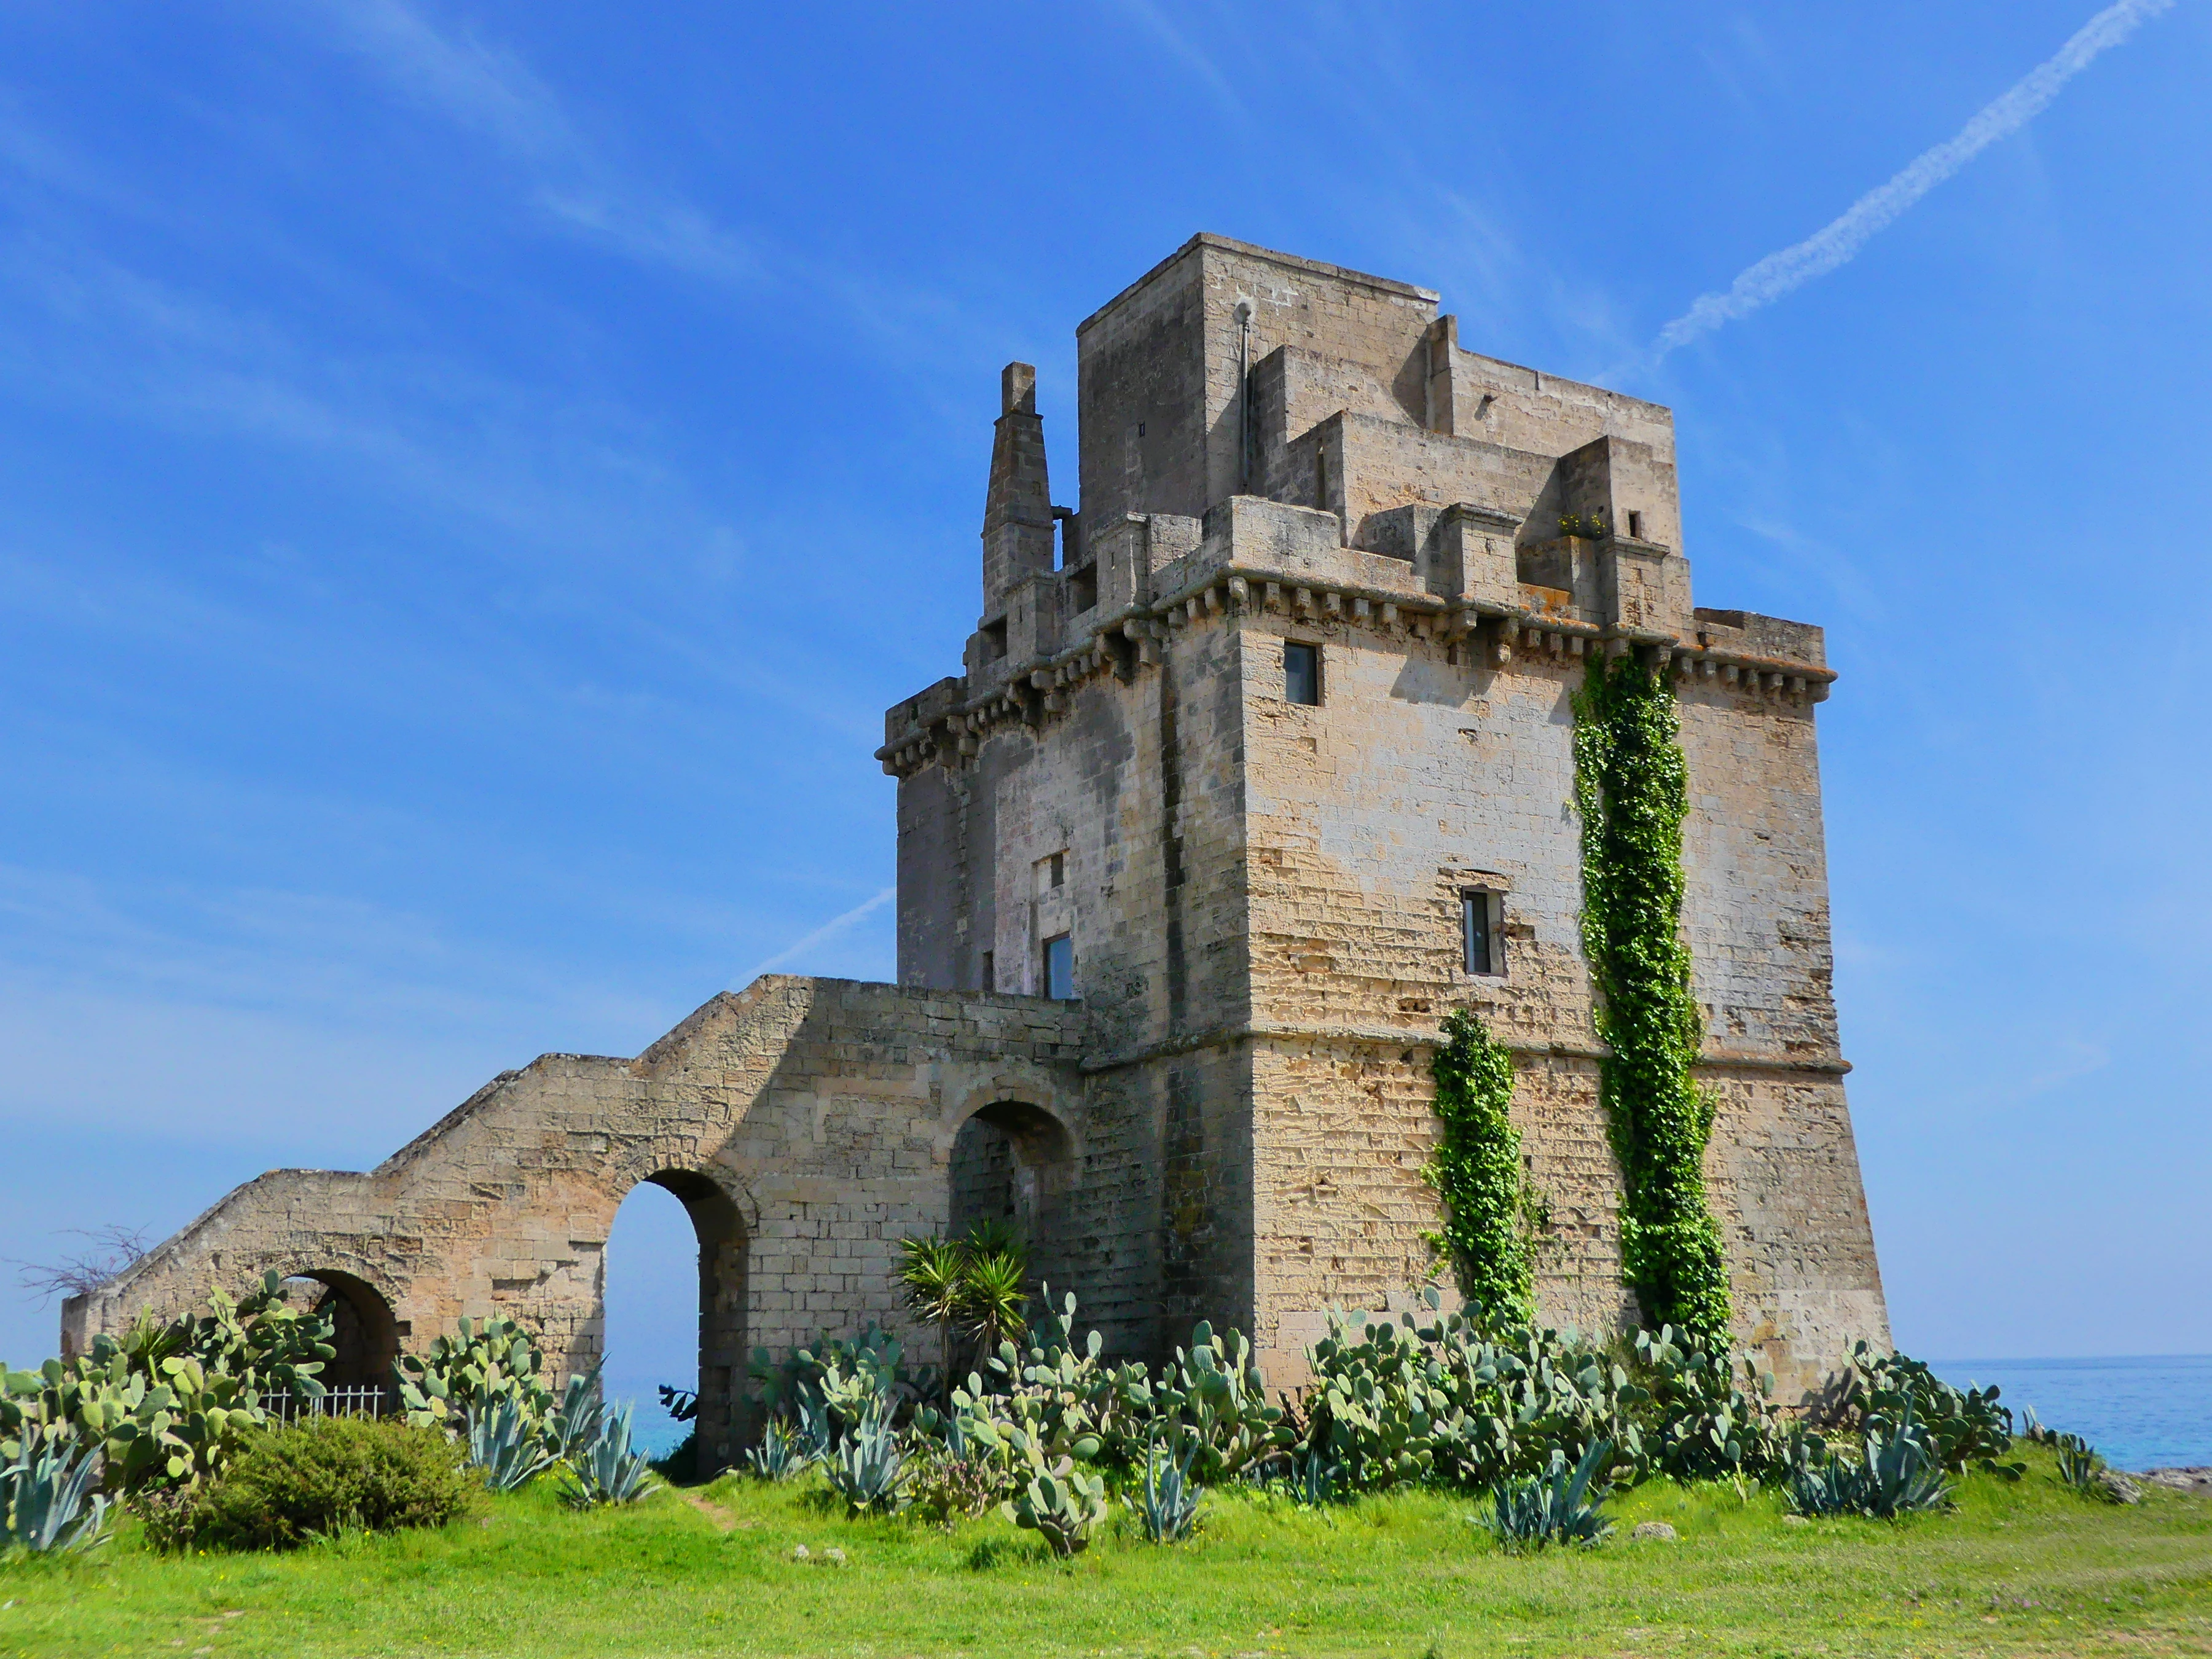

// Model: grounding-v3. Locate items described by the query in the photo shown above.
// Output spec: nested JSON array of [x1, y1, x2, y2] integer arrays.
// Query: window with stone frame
[[1462, 890, 1504, 977], [1041, 933, 1074, 1000]]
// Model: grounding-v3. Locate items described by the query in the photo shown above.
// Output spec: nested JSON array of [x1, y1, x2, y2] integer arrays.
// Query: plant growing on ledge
[[1558, 511, 1609, 539], [1572, 648, 1732, 1351], [1423, 1009, 1534, 1326]]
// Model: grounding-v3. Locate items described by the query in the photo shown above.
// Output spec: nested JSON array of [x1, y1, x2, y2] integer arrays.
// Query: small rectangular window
[[1462, 891, 1501, 976], [1284, 641, 1320, 706], [1042, 933, 1074, 1000], [1627, 509, 1644, 539], [1048, 852, 1065, 889], [981, 950, 995, 991]]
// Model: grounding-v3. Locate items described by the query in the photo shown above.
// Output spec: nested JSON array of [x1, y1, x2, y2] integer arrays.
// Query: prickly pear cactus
[[396, 1315, 551, 1432]]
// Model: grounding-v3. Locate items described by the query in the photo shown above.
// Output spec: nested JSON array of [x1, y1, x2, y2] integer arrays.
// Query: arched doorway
[[949, 1100, 1075, 1290], [603, 1169, 747, 1475], [282, 1270, 400, 1400]]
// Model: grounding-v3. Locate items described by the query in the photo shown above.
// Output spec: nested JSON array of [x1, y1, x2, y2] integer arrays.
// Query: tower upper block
[[884, 234, 1885, 1394]]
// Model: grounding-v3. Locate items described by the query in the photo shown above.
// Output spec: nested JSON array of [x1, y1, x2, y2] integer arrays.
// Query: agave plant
[[545, 1364, 605, 1463], [745, 1417, 811, 1481], [2053, 1433, 2106, 1495], [1789, 1398, 1952, 1519], [0, 1423, 111, 1554], [466, 1395, 555, 1492], [559, 1401, 655, 1508], [1293, 1445, 1341, 1509], [1478, 1438, 1614, 1548], [1126, 1436, 1203, 1542], [822, 1403, 908, 1516]]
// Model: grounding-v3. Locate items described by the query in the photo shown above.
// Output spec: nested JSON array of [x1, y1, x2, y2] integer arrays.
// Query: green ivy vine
[[1572, 648, 1732, 1350], [1423, 1008, 1534, 1327]]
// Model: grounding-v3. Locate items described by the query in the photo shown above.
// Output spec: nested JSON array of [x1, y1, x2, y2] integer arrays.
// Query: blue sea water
[[602, 1372, 696, 1459], [1931, 1354, 2212, 1473]]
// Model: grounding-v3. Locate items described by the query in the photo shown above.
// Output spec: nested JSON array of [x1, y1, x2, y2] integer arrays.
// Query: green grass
[[2, 1447, 2206, 1658]]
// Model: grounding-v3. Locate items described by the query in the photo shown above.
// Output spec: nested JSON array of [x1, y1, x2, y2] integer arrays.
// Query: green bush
[[158, 1416, 476, 1550]]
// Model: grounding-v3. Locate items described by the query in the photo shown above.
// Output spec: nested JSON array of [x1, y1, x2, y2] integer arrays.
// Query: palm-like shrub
[[893, 1222, 1031, 1388]]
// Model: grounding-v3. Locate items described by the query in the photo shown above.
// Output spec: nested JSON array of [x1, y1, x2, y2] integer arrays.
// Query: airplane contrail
[[741, 885, 895, 984], [1653, 0, 2173, 359]]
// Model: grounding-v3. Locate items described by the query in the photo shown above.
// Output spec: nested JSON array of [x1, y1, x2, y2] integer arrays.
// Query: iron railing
[[259, 1385, 391, 1422]]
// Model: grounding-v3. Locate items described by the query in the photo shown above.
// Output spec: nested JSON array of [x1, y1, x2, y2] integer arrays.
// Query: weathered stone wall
[[66, 978, 1087, 1468]]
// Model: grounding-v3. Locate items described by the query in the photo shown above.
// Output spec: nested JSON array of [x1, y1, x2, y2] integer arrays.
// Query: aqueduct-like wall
[[63, 976, 1088, 1469]]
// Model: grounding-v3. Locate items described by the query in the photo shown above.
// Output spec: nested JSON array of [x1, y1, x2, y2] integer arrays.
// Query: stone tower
[[65, 236, 1888, 1439], [887, 233, 1888, 1392]]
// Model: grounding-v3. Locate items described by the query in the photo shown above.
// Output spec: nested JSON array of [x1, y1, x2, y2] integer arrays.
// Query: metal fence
[[259, 1385, 391, 1423]]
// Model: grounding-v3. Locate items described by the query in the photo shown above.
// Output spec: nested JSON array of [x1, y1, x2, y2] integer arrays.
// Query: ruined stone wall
[[65, 978, 1088, 1469]]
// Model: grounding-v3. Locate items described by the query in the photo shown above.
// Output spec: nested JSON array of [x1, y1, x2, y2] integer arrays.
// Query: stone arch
[[610, 1167, 748, 1475], [280, 1269, 401, 1397], [946, 1092, 1078, 1295]]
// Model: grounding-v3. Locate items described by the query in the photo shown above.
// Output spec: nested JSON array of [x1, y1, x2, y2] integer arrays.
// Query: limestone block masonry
[[69, 234, 1889, 1453]]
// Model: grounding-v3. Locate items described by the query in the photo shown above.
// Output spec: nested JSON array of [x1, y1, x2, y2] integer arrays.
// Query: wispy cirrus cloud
[[308, 0, 756, 284], [1112, 0, 1248, 124], [1653, 0, 2174, 360]]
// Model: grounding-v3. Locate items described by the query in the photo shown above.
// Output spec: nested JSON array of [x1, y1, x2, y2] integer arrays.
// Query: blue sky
[[2, 1, 2206, 1381]]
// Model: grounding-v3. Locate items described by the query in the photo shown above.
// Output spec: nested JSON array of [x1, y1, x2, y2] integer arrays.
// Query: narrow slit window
[[1049, 852, 1065, 889], [1285, 641, 1320, 706], [1042, 933, 1074, 1000], [1462, 891, 1500, 976], [1627, 509, 1644, 539], [980, 950, 995, 991]]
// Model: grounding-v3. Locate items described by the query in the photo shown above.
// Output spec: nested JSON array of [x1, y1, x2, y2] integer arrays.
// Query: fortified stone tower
[[66, 236, 1887, 1445], [885, 233, 1888, 1390]]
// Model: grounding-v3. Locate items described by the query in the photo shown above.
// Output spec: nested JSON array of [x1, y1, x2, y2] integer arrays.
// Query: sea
[[609, 1354, 2212, 1471], [1930, 1355, 2212, 1472]]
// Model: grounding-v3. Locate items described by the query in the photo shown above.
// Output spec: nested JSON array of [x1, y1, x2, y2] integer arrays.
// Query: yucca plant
[[1789, 1398, 1952, 1519], [962, 1248, 1030, 1360], [0, 1423, 111, 1554], [745, 1417, 810, 1481], [465, 1395, 555, 1493], [1126, 1436, 1203, 1542], [822, 1404, 908, 1516], [1478, 1438, 1614, 1549], [896, 1236, 967, 1402], [559, 1402, 655, 1508]]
